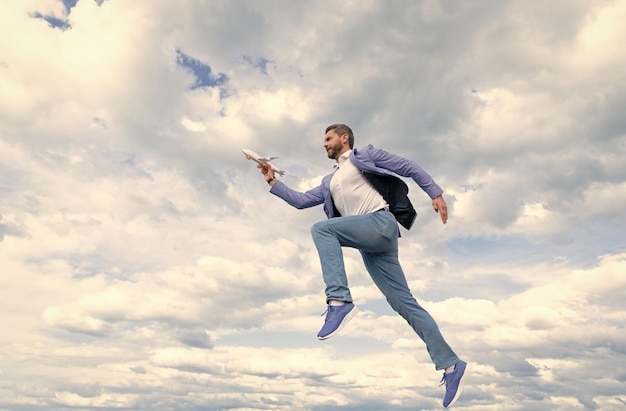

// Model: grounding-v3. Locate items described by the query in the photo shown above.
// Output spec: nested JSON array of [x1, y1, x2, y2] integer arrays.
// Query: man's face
[[324, 130, 347, 160]]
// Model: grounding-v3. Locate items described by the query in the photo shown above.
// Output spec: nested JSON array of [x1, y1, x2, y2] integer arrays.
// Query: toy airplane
[[242, 148, 286, 177]]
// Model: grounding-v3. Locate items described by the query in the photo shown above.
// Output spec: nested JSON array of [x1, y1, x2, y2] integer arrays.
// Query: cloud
[[0, 0, 625, 410]]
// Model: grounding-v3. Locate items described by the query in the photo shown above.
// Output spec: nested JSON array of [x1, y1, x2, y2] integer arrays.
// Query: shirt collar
[[334, 149, 353, 168]]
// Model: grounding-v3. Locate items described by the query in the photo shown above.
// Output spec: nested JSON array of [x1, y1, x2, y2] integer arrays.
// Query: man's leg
[[362, 248, 471, 407], [356, 214, 459, 370], [310, 211, 397, 339], [310, 211, 398, 302]]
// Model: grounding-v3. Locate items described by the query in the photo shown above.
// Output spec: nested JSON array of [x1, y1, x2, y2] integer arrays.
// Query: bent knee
[[311, 220, 329, 236]]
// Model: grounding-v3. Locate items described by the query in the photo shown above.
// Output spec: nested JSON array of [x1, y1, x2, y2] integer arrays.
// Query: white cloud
[[0, 1, 625, 410]]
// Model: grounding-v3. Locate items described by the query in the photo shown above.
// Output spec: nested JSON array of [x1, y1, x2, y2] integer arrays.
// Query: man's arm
[[361, 145, 448, 224], [260, 164, 324, 209], [365, 146, 444, 198]]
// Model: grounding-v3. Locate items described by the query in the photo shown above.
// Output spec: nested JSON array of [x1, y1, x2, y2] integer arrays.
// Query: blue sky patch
[[242, 55, 273, 74], [31, 0, 77, 30], [176, 49, 229, 98], [61, 0, 105, 13], [32, 0, 105, 29], [61, 0, 79, 14], [31, 12, 71, 30]]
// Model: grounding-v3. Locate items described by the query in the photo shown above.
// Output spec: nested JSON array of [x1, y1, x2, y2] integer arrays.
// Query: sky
[[1, 0, 625, 410]]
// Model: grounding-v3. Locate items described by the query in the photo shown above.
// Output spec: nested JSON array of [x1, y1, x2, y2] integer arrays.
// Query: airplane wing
[[243, 149, 285, 177], [272, 166, 286, 177], [259, 156, 279, 162]]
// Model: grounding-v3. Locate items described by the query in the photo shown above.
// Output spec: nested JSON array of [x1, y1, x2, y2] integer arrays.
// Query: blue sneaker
[[317, 303, 358, 340], [440, 360, 470, 408]]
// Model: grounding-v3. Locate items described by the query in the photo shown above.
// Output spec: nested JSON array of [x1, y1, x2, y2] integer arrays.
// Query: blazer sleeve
[[269, 180, 325, 209], [366, 145, 444, 199]]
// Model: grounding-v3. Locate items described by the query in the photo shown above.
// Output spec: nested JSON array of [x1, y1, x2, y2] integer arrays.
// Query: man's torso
[[329, 151, 388, 216]]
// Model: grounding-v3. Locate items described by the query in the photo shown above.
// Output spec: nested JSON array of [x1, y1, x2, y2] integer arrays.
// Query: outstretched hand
[[259, 164, 276, 186], [432, 195, 448, 224]]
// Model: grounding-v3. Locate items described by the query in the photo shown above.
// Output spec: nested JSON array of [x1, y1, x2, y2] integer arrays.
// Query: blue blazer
[[270, 145, 443, 229]]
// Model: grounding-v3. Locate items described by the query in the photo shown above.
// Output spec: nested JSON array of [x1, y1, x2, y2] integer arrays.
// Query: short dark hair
[[325, 124, 354, 148]]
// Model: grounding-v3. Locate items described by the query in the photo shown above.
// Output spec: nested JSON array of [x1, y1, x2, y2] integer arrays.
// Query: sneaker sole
[[317, 306, 359, 340], [446, 362, 472, 408]]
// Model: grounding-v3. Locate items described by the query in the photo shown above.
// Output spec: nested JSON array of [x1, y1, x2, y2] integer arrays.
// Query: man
[[260, 124, 470, 408]]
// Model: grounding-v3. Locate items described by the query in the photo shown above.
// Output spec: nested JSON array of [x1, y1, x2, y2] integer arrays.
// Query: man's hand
[[259, 164, 276, 186], [432, 195, 448, 224]]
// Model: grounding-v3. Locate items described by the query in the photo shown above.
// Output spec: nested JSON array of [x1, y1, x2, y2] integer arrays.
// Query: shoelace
[[439, 373, 448, 387], [439, 367, 458, 387], [320, 306, 335, 321]]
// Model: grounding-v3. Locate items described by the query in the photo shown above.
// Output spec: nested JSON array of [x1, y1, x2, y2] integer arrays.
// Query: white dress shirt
[[329, 150, 388, 216]]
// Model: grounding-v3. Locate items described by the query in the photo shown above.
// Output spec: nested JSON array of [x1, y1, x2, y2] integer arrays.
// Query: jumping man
[[260, 124, 470, 408]]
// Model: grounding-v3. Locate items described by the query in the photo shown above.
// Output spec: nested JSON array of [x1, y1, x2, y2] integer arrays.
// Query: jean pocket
[[373, 212, 397, 240]]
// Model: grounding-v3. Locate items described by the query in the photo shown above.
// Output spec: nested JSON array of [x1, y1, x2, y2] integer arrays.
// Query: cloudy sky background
[[1, 0, 625, 410]]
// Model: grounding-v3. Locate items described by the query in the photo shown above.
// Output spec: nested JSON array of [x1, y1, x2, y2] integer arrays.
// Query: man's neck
[[335, 147, 352, 163]]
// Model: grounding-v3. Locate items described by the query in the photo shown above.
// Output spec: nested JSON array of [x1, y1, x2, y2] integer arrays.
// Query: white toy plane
[[242, 148, 286, 177]]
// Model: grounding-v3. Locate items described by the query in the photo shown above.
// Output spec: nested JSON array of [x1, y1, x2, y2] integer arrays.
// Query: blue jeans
[[310, 210, 459, 370]]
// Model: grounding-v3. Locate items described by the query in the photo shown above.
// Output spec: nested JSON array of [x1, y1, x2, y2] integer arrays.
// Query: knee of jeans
[[310, 220, 327, 237]]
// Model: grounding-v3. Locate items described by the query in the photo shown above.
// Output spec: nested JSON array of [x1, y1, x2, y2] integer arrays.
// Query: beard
[[326, 143, 342, 159]]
